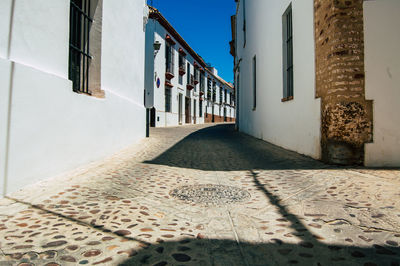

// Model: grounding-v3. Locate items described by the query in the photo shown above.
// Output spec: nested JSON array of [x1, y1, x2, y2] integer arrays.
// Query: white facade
[[234, 0, 400, 166], [364, 0, 400, 167], [145, 19, 203, 127], [145, 9, 235, 127], [0, 0, 147, 196], [234, 0, 321, 159]]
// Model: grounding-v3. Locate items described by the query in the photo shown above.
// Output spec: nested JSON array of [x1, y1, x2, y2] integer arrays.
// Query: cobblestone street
[[0, 123, 399, 265]]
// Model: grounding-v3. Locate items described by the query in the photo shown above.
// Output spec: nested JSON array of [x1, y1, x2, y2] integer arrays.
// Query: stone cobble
[[0, 123, 399, 265]]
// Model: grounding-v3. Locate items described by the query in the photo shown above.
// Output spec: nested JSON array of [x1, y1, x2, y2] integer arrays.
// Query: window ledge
[[281, 96, 293, 102]]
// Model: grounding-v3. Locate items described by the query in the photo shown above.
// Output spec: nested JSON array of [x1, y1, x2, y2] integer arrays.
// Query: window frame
[[165, 42, 175, 75], [252, 55, 257, 110], [165, 87, 172, 113], [199, 100, 203, 117], [69, 0, 93, 94], [282, 3, 294, 102]]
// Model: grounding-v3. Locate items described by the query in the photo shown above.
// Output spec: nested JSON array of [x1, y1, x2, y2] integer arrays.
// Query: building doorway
[[150, 107, 156, 127], [193, 99, 197, 124], [212, 105, 215, 123], [178, 93, 183, 125], [185, 97, 191, 124], [224, 107, 227, 122]]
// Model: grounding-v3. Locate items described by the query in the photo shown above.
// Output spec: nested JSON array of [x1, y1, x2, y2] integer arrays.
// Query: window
[[200, 72, 205, 92], [166, 43, 175, 74], [179, 75, 183, 85], [224, 89, 227, 104], [69, 0, 93, 93], [253, 55, 257, 110], [219, 86, 223, 104], [243, 0, 246, 47], [199, 100, 203, 117], [207, 77, 212, 101], [165, 88, 171, 112], [282, 4, 293, 100], [212, 81, 216, 102], [179, 53, 185, 69], [187, 63, 191, 84]]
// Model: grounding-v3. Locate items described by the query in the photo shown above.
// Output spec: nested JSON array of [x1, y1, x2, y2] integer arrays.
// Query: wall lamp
[[153, 41, 161, 56]]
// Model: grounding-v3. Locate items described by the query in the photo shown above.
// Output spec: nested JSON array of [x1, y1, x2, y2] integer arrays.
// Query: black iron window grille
[[207, 78, 212, 101], [165, 88, 171, 112], [253, 55, 257, 109], [225, 89, 227, 104], [283, 4, 293, 99], [69, 0, 93, 94], [179, 54, 185, 69], [200, 72, 205, 92], [199, 100, 203, 117], [186, 63, 191, 84], [212, 81, 216, 102], [166, 43, 175, 75]]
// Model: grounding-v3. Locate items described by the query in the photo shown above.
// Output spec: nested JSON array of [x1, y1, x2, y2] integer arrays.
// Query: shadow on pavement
[[145, 124, 398, 171], [120, 171, 400, 265]]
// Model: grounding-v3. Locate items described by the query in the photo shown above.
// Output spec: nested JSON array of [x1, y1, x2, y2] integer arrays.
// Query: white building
[[145, 6, 235, 127], [0, 0, 148, 196], [232, 0, 400, 167], [204, 67, 236, 123]]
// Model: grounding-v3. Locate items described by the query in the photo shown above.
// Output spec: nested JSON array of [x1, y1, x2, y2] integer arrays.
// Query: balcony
[[165, 63, 174, 80], [186, 75, 195, 90], [165, 72, 174, 80], [165, 80, 173, 88], [179, 66, 186, 76]]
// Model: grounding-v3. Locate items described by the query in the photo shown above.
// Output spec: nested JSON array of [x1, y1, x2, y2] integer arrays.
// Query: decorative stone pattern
[[170, 184, 251, 205], [0, 124, 399, 265], [314, 0, 373, 165]]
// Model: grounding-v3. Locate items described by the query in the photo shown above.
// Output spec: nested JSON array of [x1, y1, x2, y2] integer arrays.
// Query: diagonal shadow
[[250, 170, 318, 244], [119, 172, 400, 265]]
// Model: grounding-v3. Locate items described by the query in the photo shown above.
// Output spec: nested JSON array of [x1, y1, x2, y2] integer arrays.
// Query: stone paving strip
[[0, 123, 399, 265]]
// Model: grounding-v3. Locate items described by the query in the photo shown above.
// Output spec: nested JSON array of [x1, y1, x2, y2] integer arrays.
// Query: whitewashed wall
[[0, 0, 146, 196], [235, 0, 321, 159], [364, 0, 400, 167], [147, 19, 204, 127]]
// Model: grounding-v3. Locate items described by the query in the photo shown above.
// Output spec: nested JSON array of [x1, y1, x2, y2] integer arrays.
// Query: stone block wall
[[314, 0, 373, 165]]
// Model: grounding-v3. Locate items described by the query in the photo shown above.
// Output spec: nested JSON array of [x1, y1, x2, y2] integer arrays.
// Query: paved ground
[[0, 123, 399, 265]]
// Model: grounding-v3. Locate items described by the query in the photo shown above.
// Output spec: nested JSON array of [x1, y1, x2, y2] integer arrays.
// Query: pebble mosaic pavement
[[0, 123, 399, 265]]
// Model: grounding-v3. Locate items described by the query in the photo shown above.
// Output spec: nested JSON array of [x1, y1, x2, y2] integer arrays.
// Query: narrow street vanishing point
[[0, 124, 399, 265]]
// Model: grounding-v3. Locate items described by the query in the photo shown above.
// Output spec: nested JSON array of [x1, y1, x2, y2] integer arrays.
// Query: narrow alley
[[0, 124, 399, 265]]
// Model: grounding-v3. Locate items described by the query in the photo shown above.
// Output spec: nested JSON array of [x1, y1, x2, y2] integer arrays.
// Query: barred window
[[186, 63, 191, 84], [166, 43, 175, 75], [69, 0, 92, 93], [283, 4, 293, 100], [165, 88, 171, 112], [253, 55, 257, 109]]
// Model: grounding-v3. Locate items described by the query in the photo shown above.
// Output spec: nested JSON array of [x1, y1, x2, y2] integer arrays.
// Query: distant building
[[145, 6, 235, 127], [0, 0, 148, 196], [232, 0, 400, 166]]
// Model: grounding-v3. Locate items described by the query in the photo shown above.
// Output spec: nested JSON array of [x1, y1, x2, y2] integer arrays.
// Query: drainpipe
[[2, 0, 15, 197], [234, 58, 242, 131], [145, 108, 150, 137]]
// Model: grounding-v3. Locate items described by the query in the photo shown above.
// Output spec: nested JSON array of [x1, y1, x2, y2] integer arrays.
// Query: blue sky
[[148, 0, 236, 82]]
